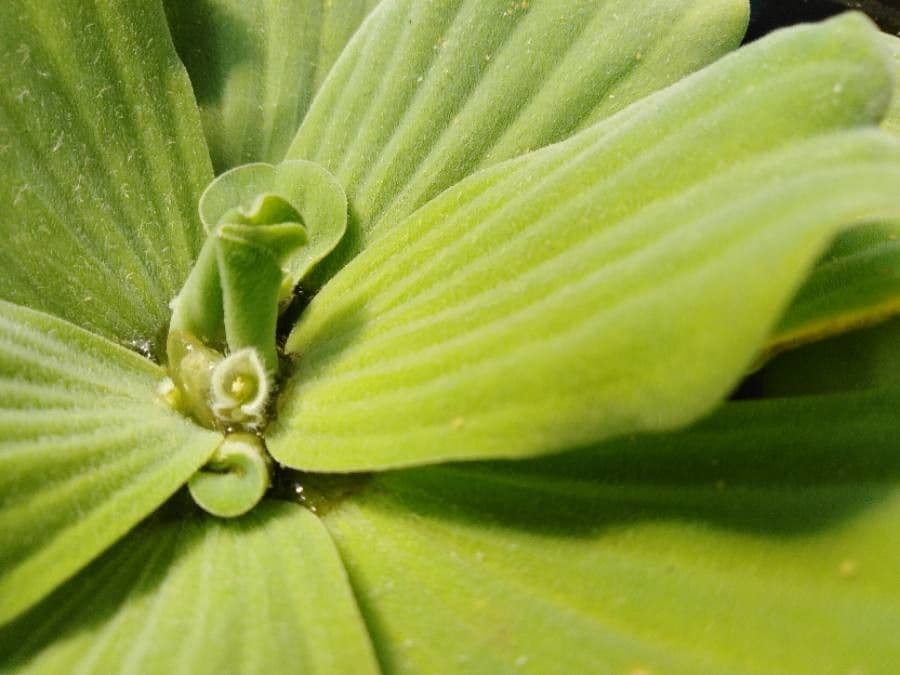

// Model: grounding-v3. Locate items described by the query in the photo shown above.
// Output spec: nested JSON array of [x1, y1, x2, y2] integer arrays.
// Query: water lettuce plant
[[1, 0, 899, 672]]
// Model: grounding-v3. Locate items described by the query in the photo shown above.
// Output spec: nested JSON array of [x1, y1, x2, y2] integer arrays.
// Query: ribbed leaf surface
[[0, 501, 380, 675], [164, 0, 381, 172], [0, 0, 212, 346], [288, 0, 749, 276], [268, 15, 900, 471], [771, 30, 900, 351], [322, 388, 900, 674], [770, 221, 900, 352], [0, 301, 221, 625]]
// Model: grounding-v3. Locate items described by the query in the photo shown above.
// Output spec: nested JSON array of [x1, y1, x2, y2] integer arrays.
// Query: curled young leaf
[[187, 433, 271, 518], [168, 159, 346, 394]]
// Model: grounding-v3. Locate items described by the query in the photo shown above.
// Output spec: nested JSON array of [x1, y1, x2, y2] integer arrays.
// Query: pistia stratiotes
[[1, 1, 900, 673]]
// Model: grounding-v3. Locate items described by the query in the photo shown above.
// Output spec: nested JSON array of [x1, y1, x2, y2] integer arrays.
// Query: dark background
[[748, 0, 900, 40]]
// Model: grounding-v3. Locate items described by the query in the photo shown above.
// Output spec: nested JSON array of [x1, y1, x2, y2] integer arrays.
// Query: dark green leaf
[[164, 0, 382, 172]]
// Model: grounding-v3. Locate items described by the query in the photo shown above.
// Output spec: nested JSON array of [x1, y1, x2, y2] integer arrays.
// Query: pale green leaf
[[164, 0, 382, 172], [0, 301, 221, 626], [321, 387, 900, 674], [268, 15, 900, 471], [198, 160, 348, 285], [770, 31, 900, 351], [881, 31, 900, 136], [287, 0, 750, 280], [0, 501, 380, 675], [0, 0, 213, 347]]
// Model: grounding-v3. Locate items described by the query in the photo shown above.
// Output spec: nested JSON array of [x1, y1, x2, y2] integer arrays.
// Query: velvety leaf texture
[[0, 502, 380, 675], [287, 0, 750, 280], [164, 0, 382, 172], [0, 301, 221, 626], [0, 0, 212, 345], [771, 30, 900, 351], [268, 14, 900, 471], [770, 221, 900, 353], [322, 387, 900, 674]]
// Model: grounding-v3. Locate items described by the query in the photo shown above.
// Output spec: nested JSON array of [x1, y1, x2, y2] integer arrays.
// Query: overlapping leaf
[[164, 0, 382, 172], [287, 0, 750, 279], [0, 501, 380, 675], [0, 0, 212, 346], [322, 387, 900, 674], [268, 15, 900, 471], [771, 31, 900, 351], [769, 221, 900, 352], [0, 301, 221, 625]]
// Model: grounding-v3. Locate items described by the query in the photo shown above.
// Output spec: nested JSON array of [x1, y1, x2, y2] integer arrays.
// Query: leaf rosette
[[0, 1, 899, 673]]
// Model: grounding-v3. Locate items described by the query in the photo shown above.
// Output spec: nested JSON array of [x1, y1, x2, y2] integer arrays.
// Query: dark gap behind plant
[[746, 0, 900, 42]]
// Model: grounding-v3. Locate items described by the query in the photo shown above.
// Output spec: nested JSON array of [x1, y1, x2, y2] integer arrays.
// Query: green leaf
[[0, 0, 213, 346], [770, 31, 900, 352], [754, 316, 900, 397], [0, 501, 380, 675], [164, 0, 382, 172], [198, 160, 348, 286], [0, 301, 221, 626], [169, 160, 347, 374], [882, 32, 900, 135], [268, 14, 900, 471], [287, 0, 750, 280], [768, 221, 900, 353], [321, 387, 900, 674]]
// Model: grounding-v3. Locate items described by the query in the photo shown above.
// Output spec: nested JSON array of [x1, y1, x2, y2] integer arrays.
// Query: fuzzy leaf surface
[[0, 302, 221, 625], [269, 15, 900, 471], [0, 502, 380, 675], [771, 31, 900, 351], [164, 0, 382, 172], [287, 0, 750, 279], [770, 221, 900, 352], [322, 388, 900, 674], [0, 0, 212, 346]]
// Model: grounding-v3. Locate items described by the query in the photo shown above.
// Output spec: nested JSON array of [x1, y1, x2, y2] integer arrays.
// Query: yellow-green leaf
[[268, 14, 900, 471], [287, 0, 750, 280], [771, 31, 900, 352]]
